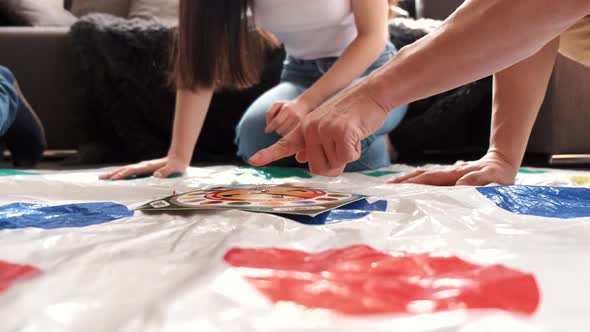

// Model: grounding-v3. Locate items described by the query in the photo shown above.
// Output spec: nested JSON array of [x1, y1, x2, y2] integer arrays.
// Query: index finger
[[249, 126, 305, 166]]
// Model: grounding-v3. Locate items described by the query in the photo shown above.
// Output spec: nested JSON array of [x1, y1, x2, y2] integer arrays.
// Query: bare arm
[[393, 38, 560, 186], [489, 39, 560, 168], [167, 88, 214, 163], [368, 0, 589, 111], [298, 0, 390, 110], [100, 87, 213, 180], [265, 0, 391, 136]]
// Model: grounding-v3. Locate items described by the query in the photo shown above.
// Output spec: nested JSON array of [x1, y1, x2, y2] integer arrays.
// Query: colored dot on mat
[[228, 202, 252, 206], [201, 201, 224, 205], [0, 169, 39, 177], [223, 245, 540, 316], [235, 167, 312, 179], [363, 170, 400, 178], [328, 194, 349, 198], [518, 169, 549, 174], [316, 198, 339, 201], [0, 202, 133, 230], [569, 176, 590, 186], [166, 173, 183, 179], [0, 261, 41, 294]]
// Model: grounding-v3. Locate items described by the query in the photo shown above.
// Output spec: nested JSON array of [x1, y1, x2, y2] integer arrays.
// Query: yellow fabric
[[559, 16, 590, 67]]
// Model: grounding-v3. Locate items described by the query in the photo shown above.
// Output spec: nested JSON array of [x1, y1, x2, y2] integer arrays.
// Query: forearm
[[366, 0, 588, 110], [299, 0, 389, 110], [489, 38, 560, 169], [299, 35, 388, 109], [168, 88, 214, 163]]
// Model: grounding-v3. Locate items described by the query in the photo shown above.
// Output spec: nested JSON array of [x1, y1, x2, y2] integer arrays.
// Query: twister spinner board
[[137, 185, 366, 217]]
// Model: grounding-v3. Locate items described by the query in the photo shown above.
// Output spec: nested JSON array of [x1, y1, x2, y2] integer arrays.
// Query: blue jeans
[[235, 42, 408, 171], [0, 66, 18, 137]]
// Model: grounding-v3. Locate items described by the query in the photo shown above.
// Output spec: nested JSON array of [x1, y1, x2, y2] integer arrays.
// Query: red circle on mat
[[0, 261, 41, 293], [224, 245, 540, 316]]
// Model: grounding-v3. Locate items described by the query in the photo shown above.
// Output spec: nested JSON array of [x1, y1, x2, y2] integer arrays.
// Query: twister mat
[[1, 164, 589, 332]]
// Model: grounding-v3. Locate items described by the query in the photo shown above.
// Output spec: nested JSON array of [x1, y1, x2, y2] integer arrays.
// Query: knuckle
[[309, 120, 321, 132], [276, 138, 289, 148]]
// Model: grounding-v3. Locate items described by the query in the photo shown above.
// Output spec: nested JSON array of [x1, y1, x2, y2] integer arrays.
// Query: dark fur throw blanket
[[70, 14, 283, 163], [70, 15, 491, 164], [389, 18, 492, 158]]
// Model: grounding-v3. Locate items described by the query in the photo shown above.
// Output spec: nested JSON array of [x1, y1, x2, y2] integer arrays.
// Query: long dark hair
[[171, 0, 275, 90]]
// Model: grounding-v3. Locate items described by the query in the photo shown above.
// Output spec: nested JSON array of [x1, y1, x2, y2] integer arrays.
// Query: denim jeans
[[0, 66, 18, 137], [235, 42, 408, 171]]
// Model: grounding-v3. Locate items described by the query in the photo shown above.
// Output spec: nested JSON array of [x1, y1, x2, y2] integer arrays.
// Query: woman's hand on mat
[[265, 99, 311, 136], [389, 151, 519, 186], [250, 84, 388, 176], [99, 157, 188, 181]]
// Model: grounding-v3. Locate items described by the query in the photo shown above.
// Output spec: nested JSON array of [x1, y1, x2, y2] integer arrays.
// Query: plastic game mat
[[1, 164, 590, 332]]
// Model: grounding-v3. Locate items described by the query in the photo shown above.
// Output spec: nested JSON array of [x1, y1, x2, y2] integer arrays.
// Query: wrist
[[363, 45, 415, 113], [167, 149, 192, 165], [360, 78, 390, 114], [486, 148, 522, 172], [294, 95, 316, 114]]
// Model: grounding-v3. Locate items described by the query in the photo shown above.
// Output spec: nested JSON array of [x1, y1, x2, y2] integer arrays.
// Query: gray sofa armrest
[[0, 27, 85, 150]]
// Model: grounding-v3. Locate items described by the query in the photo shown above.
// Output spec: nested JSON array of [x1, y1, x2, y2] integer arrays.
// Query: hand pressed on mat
[[390, 151, 519, 186], [99, 156, 187, 181]]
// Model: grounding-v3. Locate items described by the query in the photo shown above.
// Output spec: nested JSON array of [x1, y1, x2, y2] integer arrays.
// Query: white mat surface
[[1, 165, 589, 332]]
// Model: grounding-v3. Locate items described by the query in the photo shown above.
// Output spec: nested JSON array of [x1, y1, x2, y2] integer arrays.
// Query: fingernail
[[154, 171, 162, 178]]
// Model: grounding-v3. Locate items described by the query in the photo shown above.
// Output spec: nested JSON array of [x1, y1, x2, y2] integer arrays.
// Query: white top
[[254, 0, 358, 60]]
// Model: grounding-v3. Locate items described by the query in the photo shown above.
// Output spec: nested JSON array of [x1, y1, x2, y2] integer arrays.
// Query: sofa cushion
[[128, 0, 178, 27], [415, 0, 464, 20], [70, 0, 131, 18], [0, 0, 77, 27]]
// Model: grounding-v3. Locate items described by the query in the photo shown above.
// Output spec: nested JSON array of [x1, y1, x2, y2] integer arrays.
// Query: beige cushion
[[128, 0, 178, 27], [0, 0, 77, 27], [559, 16, 590, 68], [70, 0, 131, 18]]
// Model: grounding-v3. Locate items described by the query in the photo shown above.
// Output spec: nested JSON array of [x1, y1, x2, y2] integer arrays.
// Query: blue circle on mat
[[0, 202, 134, 230], [286, 199, 388, 225], [477, 185, 590, 219]]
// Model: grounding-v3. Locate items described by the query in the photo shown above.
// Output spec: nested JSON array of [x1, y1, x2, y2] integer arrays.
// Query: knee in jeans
[[236, 111, 269, 159], [0, 66, 15, 83]]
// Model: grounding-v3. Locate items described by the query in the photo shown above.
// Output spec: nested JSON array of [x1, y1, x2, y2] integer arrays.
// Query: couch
[[0, 27, 83, 150]]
